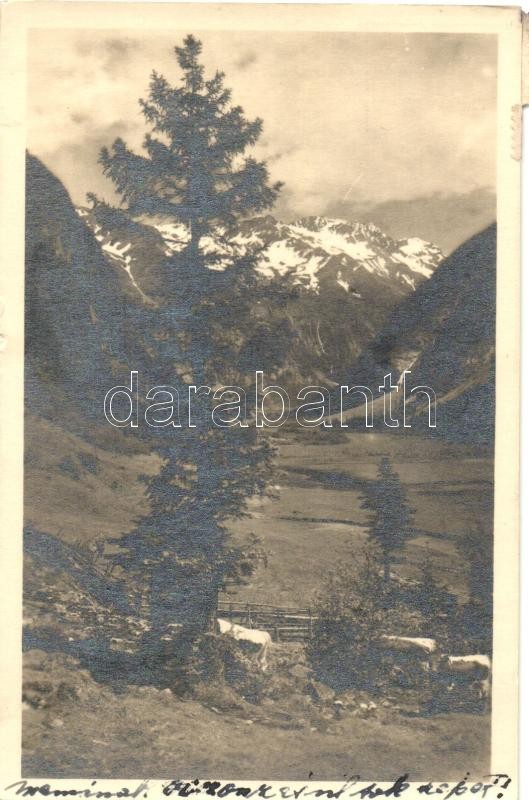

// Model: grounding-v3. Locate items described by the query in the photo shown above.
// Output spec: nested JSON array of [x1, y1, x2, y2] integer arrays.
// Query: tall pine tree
[[90, 36, 286, 673]]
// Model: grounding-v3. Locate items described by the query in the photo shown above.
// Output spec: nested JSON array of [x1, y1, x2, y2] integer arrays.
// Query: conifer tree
[[458, 502, 493, 653], [91, 36, 286, 669], [361, 457, 414, 582], [414, 553, 457, 645]]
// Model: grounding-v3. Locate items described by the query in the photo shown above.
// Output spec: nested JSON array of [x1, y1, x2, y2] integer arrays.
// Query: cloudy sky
[[28, 30, 496, 253]]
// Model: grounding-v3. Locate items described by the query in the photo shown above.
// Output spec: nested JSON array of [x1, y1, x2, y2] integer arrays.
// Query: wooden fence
[[217, 599, 317, 642]]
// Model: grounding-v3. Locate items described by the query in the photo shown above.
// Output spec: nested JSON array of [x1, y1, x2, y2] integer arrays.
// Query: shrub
[[183, 632, 267, 704], [307, 545, 388, 693]]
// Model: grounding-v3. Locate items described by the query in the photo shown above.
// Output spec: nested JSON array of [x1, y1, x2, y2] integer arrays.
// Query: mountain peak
[[248, 215, 443, 291], [292, 216, 383, 237]]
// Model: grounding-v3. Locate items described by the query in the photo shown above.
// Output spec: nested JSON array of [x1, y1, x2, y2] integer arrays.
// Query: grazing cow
[[437, 654, 492, 708], [380, 636, 437, 656], [216, 619, 272, 671], [441, 654, 491, 672]]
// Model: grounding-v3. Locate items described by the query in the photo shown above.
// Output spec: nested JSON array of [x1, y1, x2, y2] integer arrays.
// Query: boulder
[[289, 663, 312, 680], [306, 679, 335, 705]]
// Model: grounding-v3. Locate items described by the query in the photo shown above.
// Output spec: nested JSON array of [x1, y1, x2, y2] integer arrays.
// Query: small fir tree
[[361, 457, 414, 582]]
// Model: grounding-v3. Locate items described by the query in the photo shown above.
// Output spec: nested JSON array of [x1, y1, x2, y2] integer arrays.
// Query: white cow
[[441, 654, 491, 671], [380, 635, 437, 656], [438, 654, 492, 704], [216, 619, 272, 671]]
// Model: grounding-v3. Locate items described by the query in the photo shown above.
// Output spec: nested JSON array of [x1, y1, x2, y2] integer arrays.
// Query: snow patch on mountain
[[155, 222, 188, 255], [393, 237, 441, 277], [76, 209, 152, 302], [78, 209, 443, 298]]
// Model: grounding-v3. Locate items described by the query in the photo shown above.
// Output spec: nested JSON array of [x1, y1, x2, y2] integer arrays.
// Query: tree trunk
[[383, 553, 391, 584], [189, 220, 201, 259]]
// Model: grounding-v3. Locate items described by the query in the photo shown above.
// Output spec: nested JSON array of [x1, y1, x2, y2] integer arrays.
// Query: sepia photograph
[[0, 2, 521, 791]]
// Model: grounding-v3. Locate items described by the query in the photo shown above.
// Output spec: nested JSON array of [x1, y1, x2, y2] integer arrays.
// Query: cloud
[[70, 112, 90, 126], [325, 188, 496, 254], [101, 38, 141, 77], [266, 145, 300, 165], [72, 35, 140, 74], [234, 50, 257, 71]]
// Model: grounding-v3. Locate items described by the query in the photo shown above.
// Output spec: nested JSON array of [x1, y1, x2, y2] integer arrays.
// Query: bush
[[307, 545, 388, 693], [183, 632, 267, 704]]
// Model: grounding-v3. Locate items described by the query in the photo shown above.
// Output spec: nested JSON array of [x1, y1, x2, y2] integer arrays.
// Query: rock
[[357, 701, 378, 719], [306, 679, 335, 705], [299, 694, 313, 708], [50, 718, 64, 728], [57, 682, 80, 702], [135, 686, 160, 699], [293, 718, 309, 730], [337, 690, 357, 709], [289, 664, 312, 680]]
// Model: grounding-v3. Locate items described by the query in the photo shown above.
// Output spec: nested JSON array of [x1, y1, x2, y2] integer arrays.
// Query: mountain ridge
[[27, 152, 494, 444], [78, 208, 443, 302], [76, 205, 444, 388]]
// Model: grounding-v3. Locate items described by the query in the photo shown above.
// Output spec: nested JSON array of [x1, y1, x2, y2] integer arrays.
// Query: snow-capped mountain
[[75, 207, 444, 389], [77, 210, 443, 303], [236, 216, 442, 293], [31, 153, 497, 445]]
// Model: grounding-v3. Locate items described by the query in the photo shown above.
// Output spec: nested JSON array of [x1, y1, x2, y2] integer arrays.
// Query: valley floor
[[225, 428, 493, 606]]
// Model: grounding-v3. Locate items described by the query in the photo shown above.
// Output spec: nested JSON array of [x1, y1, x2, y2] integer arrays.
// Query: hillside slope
[[25, 153, 127, 427], [348, 225, 496, 443]]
